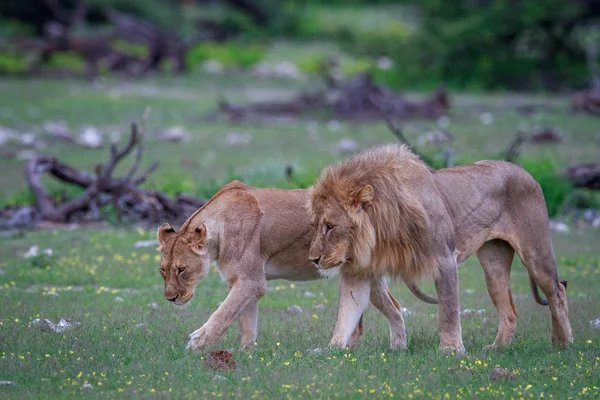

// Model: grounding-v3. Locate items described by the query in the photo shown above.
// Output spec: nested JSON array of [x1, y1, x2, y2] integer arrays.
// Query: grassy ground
[[1, 48, 600, 398]]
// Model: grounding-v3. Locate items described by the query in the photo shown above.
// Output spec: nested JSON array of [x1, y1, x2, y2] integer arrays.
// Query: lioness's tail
[[407, 282, 438, 304], [530, 276, 568, 306]]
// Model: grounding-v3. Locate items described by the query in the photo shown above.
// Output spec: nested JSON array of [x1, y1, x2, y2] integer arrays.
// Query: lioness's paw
[[186, 327, 215, 352]]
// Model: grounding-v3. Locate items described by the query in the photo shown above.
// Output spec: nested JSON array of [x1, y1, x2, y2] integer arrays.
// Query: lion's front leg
[[329, 274, 371, 349], [370, 277, 407, 349], [435, 254, 465, 355], [187, 279, 266, 352]]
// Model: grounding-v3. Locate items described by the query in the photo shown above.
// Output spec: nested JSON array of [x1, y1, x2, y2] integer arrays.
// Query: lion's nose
[[309, 256, 321, 266], [166, 293, 179, 302]]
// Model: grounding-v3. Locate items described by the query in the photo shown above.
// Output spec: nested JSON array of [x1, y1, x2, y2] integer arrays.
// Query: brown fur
[[157, 180, 431, 351], [309, 144, 438, 282], [309, 143, 573, 351]]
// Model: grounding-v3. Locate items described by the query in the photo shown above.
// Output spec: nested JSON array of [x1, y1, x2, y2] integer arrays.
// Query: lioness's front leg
[[369, 277, 407, 349], [329, 274, 371, 348], [187, 279, 266, 351], [238, 301, 259, 350]]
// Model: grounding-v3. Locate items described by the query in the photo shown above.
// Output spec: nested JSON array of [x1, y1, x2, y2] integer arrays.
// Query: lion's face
[[308, 184, 375, 274], [157, 223, 210, 306]]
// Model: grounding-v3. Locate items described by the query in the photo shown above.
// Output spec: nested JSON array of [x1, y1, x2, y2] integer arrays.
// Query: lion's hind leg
[[477, 239, 517, 349]]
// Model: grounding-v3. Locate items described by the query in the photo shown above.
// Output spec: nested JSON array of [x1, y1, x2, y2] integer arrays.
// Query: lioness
[[308, 143, 573, 353], [157, 180, 436, 351]]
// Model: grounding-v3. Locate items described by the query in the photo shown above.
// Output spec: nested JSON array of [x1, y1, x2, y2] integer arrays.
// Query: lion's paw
[[440, 343, 465, 356]]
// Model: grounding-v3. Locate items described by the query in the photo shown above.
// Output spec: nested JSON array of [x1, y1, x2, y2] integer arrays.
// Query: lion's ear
[[356, 184, 374, 209], [157, 222, 176, 251], [190, 224, 207, 254]]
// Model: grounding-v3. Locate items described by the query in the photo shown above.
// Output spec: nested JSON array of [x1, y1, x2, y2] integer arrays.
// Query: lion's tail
[[406, 282, 438, 304], [529, 276, 548, 306]]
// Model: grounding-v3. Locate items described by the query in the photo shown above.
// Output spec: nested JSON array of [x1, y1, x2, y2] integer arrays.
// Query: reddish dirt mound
[[204, 350, 236, 371]]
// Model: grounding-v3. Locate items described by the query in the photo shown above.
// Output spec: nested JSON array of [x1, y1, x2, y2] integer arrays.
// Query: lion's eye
[[178, 267, 186, 274], [325, 223, 334, 231]]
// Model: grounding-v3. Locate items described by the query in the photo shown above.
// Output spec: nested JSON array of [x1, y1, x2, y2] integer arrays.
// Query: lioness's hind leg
[[477, 239, 517, 349], [516, 247, 573, 347], [369, 278, 407, 349]]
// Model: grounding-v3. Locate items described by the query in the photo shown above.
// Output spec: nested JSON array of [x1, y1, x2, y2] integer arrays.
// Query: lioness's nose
[[309, 256, 321, 266], [166, 293, 179, 302]]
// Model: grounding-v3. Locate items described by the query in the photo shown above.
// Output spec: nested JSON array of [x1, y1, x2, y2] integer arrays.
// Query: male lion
[[157, 180, 436, 351], [308, 143, 573, 353]]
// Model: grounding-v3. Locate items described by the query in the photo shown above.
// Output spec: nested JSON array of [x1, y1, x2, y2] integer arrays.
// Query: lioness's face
[[308, 198, 355, 273], [156, 223, 210, 306]]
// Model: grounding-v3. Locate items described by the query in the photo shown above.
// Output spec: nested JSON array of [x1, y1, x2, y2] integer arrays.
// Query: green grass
[[1, 42, 600, 398], [0, 227, 599, 399]]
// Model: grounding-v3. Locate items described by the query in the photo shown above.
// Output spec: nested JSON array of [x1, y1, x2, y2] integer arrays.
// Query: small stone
[[489, 367, 517, 382], [156, 126, 190, 143], [136, 323, 147, 328], [114, 297, 124, 303], [286, 305, 303, 315], [479, 112, 494, 125], [20, 133, 36, 146], [590, 317, 600, 329], [461, 309, 485, 316], [77, 127, 103, 148], [148, 303, 159, 309], [0, 381, 15, 385], [213, 375, 227, 381], [134, 239, 159, 248], [313, 304, 326, 311], [335, 138, 359, 155], [448, 367, 473, 375], [549, 221, 570, 233], [225, 132, 251, 146], [307, 348, 324, 355], [81, 383, 93, 390], [32, 318, 81, 333], [304, 291, 316, 298], [463, 289, 475, 295]]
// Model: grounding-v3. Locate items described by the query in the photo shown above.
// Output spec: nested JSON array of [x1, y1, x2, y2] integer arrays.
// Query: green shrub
[[186, 42, 265, 69], [0, 52, 29, 74], [519, 158, 574, 217]]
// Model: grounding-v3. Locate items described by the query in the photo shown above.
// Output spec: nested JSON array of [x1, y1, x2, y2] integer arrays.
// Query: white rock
[[148, 303, 159, 309], [32, 318, 81, 333], [134, 239, 159, 248], [23, 246, 53, 258], [463, 289, 475, 295], [136, 323, 147, 328], [81, 383, 93, 390], [0, 381, 15, 385], [225, 132, 251, 146], [590, 317, 600, 329], [0, 126, 18, 145], [437, 116, 451, 128], [304, 291, 317, 298], [202, 60, 224, 74], [156, 126, 190, 142], [335, 138, 359, 155], [20, 133, 36, 146], [549, 221, 570, 233], [213, 375, 227, 381], [313, 304, 326, 311], [307, 348, 324, 355], [114, 297, 124, 303], [286, 305, 303, 315], [461, 309, 485, 316], [479, 112, 494, 125], [327, 120, 341, 132], [377, 56, 393, 70], [78, 127, 103, 148]]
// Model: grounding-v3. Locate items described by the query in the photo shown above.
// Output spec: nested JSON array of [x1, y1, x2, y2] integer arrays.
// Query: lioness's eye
[[325, 223, 334, 231], [178, 267, 185, 274]]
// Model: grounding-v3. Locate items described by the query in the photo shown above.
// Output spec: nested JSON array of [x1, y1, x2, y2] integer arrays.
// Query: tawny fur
[[310, 144, 437, 282]]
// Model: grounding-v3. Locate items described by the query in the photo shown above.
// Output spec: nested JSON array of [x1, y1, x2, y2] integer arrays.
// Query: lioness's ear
[[157, 222, 176, 251], [356, 184, 374, 209], [190, 224, 207, 254]]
